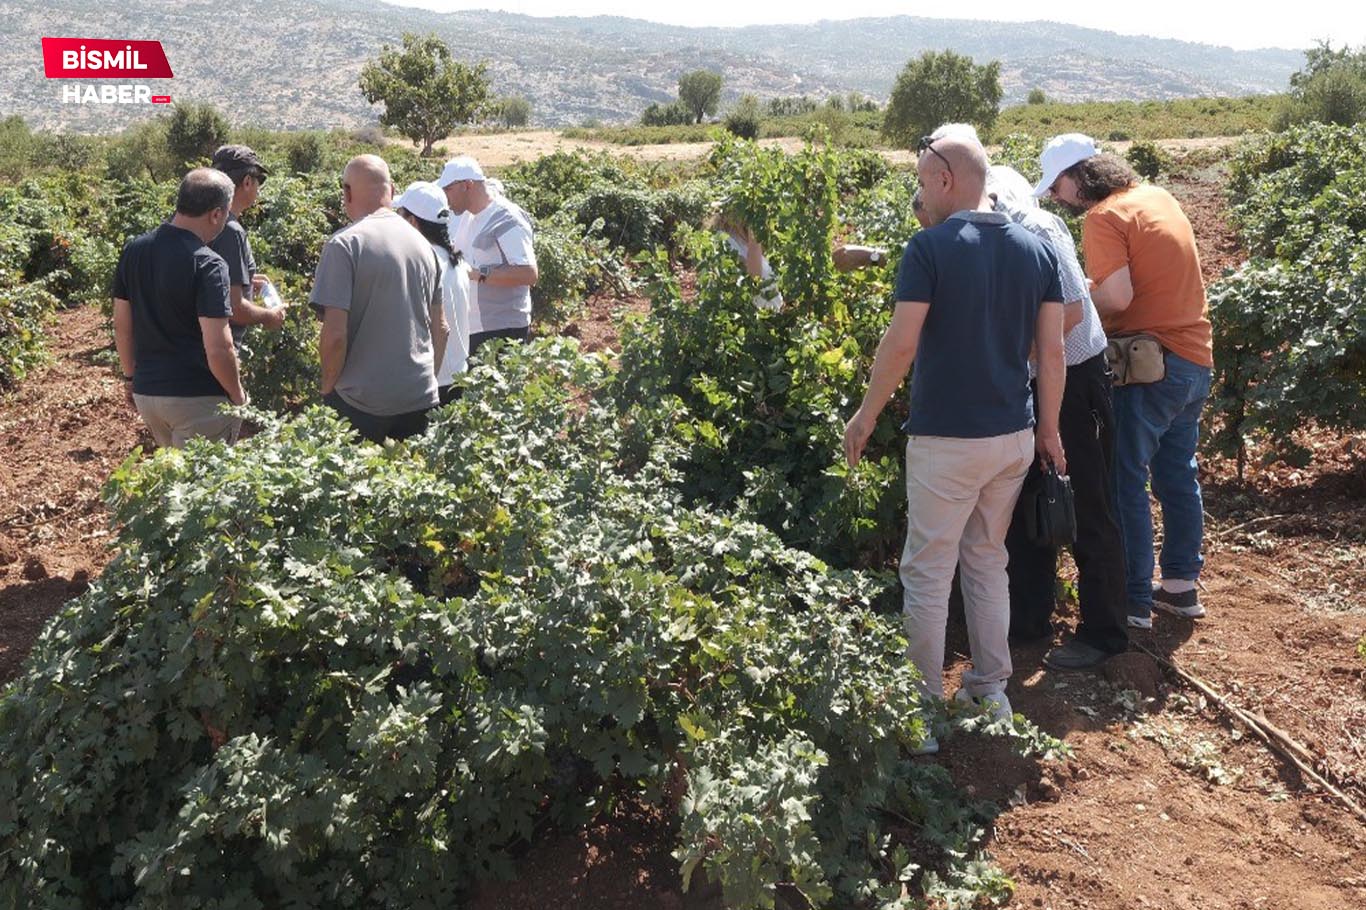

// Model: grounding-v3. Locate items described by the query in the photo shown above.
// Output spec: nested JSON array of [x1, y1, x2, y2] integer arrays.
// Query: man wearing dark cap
[[209, 145, 287, 348], [112, 168, 247, 448]]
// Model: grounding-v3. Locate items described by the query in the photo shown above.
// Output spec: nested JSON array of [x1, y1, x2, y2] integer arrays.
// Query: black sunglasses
[[916, 136, 954, 176]]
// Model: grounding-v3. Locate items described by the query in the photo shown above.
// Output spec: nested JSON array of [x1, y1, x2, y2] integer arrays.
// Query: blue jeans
[[1111, 352, 1212, 617]]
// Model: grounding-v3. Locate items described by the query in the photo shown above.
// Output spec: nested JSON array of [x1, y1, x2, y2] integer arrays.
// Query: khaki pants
[[901, 429, 1034, 700], [133, 394, 240, 449]]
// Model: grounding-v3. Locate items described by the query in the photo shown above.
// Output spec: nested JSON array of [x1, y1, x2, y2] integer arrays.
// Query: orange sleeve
[[1082, 208, 1130, 286]]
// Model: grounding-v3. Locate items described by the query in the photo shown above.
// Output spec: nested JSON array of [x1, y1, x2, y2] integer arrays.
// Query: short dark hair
[[1060, 154, 1140, 204], [176, 168, 234, 217]]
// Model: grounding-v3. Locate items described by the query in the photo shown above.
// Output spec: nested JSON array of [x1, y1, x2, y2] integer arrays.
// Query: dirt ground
[[1, 143, 1362, 908]]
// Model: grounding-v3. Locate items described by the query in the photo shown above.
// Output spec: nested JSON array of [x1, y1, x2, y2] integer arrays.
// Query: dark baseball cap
[[210, 145, 269, 179]]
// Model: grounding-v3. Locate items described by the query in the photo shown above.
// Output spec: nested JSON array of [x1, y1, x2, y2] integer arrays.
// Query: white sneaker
[[953, 688, 1014, 725], [1127, 613, 1153, 630]]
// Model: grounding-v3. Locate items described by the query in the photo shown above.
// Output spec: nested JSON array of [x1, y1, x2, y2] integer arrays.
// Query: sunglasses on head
[[916, 136, 954, 177]]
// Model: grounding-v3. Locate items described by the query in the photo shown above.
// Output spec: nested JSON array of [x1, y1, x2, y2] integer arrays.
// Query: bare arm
[[1091, 266, 1134, 316], [1034, 301, 1067, 474], [842, 300, 930, 468], [430, 298, 449, 377], [318, 306, 349, 395], [744, 237, 766, 279], [113, 297, 135, 378], [199, 317, 246, 405], [832, 245, 889, 272], [469, 264, 539, 288], [229, 284, 286, 331]]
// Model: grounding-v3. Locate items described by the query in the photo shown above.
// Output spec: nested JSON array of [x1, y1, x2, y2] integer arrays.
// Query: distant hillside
[[0, 1, 1304, 133]]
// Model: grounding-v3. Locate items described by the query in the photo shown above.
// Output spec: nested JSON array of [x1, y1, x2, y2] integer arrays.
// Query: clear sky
[[378, 1, 1364, 52]]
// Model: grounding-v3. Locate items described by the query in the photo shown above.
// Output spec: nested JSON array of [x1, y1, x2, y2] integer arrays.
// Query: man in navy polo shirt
[[112, 168, 247, 448], [844, 132, 1066, 743]]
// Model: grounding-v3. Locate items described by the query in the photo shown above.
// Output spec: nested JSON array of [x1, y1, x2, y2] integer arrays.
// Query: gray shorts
[[132, 393, 241, 449]]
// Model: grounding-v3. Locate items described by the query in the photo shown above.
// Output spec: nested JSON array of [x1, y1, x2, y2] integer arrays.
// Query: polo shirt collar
[[946, 209, 1009, 225]]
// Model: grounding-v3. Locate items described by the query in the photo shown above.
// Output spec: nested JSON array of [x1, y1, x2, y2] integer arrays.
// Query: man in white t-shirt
[[437, 156, 538, 356]]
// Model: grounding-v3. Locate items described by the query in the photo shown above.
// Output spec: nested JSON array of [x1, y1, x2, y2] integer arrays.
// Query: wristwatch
[[478, 265, 492, 283], [869, 249, 883, 264]]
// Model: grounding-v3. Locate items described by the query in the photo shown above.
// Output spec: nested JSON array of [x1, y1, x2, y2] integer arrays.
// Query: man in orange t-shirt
[[1035, 134, 1214, 630]]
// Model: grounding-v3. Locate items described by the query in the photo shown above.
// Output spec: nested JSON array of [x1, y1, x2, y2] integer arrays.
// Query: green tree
[[358, 32, 490, 156], [881, 50, 1003, 146], [1278, 43, 1366, 127], [724, 94, 762, 139], [494, 95, 532, 129], [1027, 88, 1047, 105], [678, 70, 723, 124], [165, 102, 230, 168]]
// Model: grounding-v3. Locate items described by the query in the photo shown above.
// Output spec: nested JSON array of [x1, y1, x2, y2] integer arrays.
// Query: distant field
[[995, 94, 1286, 140], [556, 95, 1286, 149]]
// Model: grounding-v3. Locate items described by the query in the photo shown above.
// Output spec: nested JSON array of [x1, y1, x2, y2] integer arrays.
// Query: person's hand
[[832, 244, 870, 272], [251, 273, 268, 295], [123, 378, 136, 412], [229, 387, 249, 407], [260, 305, 287, 331], [843, 409, 876, 468], [1036, 426, 1067, 476], [467, 266, 481, 285]]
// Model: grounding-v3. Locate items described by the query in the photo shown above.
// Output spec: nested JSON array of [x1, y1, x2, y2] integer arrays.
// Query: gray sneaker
[[1153, 585, 1206, 619], [1127, 611, 1153, 630], [1043, 639, 1111, 670]]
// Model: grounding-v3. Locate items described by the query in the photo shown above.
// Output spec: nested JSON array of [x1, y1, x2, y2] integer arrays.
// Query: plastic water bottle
[[258, 279, 283, 310]]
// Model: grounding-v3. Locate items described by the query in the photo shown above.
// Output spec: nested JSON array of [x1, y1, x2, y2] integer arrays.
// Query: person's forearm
[[1035, 345, 1064, 434], [112, 298, 136, 377], [745, 241, 765, 279], [430, 306, 448, 377], [481, 264, 538, 288], [206, 346, 245, 404], [231, 294, 277, 327], [319, 333, 346, 394]]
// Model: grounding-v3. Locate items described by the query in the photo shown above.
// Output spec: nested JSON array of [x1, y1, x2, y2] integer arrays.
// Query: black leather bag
[[1024, 465, 1077, 548]]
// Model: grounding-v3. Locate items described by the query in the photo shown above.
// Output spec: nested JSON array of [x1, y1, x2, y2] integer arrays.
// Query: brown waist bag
[[1106, 334, 1167, 386]]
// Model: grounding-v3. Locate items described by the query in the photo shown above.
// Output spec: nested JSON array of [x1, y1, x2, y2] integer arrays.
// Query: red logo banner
[[42, 38, 173, 79]]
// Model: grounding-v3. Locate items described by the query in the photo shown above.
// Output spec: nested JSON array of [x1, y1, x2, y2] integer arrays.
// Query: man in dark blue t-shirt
[[112, 168, 247, 448], [843, 132, 1066, 745], [208, 145, 288, 350]]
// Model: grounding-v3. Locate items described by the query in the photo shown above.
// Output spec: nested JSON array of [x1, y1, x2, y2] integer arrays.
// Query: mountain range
[[0, 1, 1306, 133]]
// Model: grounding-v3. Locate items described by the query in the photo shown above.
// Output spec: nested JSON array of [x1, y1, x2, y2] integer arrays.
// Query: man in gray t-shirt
[[310, 154, 448, 443], [438, 155, 538, 356]]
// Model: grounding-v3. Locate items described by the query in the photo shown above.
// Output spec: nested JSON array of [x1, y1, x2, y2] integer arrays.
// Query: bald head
[[342, 154, 394, 221], [916, 134, 992, 225]]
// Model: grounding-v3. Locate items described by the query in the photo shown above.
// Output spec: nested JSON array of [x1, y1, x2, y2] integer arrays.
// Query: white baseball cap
[[436, 155, 485, 187], [392, 181, 450, 223], [1032, 133, 1100, 197]]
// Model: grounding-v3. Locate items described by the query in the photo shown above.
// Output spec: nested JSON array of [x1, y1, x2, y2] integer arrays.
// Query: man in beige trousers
[[113, 168, 246, 448], [843, 132, 1066, 752]]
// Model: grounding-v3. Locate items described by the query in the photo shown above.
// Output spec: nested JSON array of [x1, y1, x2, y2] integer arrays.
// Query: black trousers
[[468, 326, 530, 358], [324, 391, 431, 444], [1007, 353, 1129, 654]]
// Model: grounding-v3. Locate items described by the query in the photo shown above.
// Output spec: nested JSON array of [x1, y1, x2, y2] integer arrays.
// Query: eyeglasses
[[916, 136, 954, 177]]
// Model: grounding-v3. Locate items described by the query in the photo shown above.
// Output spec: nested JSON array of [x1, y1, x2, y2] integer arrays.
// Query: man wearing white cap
[[987, 165, 1128, 670], [437, 155, 538, 356], [310, 154, 447, 443], [1034, 134, 1214, 631]]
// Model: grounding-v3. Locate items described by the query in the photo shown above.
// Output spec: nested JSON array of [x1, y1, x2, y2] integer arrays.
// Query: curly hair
[[1061, 154, 1140, 204]]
